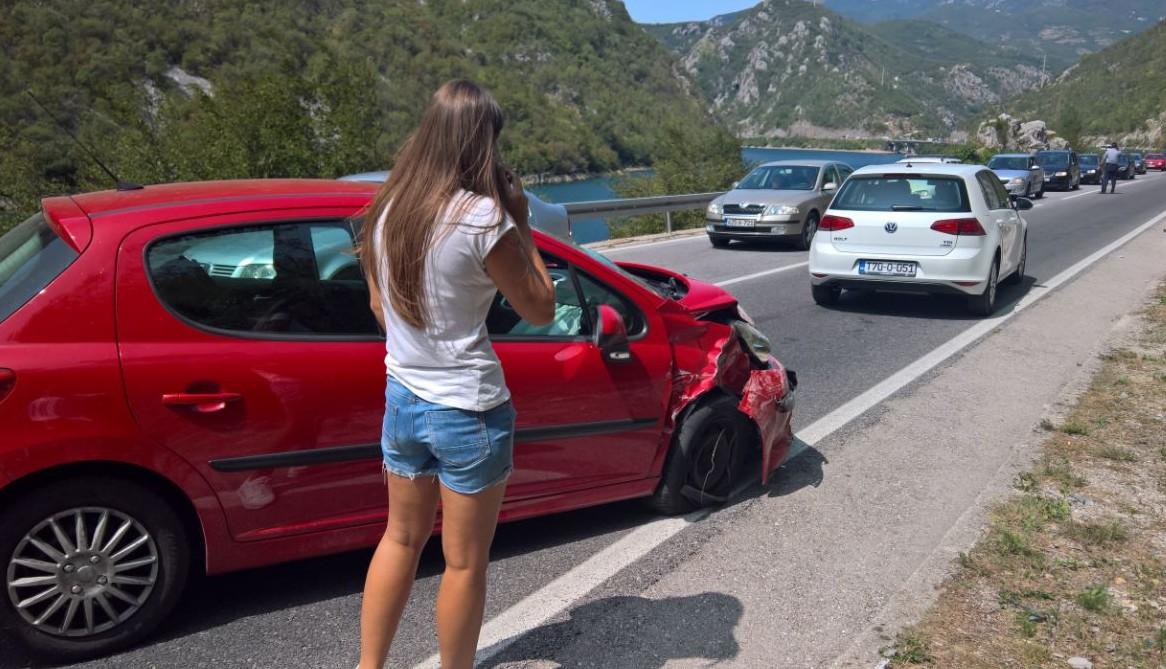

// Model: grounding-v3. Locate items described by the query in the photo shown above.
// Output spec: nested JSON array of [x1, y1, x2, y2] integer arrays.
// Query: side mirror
[[731, 181, 740, 189], [594, 304, 630, 363], [1011, 196, 1034, 211], [822, 182, 837, 192]]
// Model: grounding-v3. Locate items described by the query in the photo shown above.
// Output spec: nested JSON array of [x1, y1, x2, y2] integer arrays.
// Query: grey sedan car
[[706, 160, 853, 250], [987, 153, 1045, 199]]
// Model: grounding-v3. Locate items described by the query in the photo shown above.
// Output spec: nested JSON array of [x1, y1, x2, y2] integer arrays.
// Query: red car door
[[488, 249, 674, 499], [116, 209, 389, 542]]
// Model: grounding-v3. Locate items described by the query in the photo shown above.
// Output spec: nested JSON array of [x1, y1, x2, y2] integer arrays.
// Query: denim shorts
[[381, 376, 516, 494]]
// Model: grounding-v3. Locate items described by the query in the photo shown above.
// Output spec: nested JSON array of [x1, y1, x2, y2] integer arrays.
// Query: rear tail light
[[930, 218, 986, 236], [819, 215, 854, 231], [0, 369, 14, 403]]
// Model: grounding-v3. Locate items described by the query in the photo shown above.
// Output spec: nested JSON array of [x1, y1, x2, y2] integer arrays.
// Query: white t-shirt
[[1102, 148, 1121, 165], [373, 191, 516, 412]]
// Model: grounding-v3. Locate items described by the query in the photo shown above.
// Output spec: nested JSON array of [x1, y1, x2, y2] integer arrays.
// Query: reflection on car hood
[[716, 190, 816, 207], [991, 169, 1030, 180]]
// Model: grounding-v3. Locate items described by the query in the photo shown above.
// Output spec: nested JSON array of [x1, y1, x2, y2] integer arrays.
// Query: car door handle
[[162, 392, 242, 413]]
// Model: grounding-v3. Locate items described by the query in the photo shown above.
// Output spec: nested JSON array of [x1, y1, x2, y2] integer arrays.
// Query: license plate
[[859, 260, 917, 277], [723, 217, 755, 228]]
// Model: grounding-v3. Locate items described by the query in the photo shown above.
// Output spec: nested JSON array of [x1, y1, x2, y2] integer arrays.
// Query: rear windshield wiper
[[890, 204, 924, 211]]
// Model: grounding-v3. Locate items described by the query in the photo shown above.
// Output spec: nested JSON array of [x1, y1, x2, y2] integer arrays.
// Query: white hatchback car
[[808, 163, 1031, 316]]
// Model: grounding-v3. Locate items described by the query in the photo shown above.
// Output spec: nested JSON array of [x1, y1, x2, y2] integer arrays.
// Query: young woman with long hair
[[357, 80, 555, 669]]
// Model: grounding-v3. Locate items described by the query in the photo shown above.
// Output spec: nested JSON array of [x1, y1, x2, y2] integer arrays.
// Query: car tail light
[[0, 369, 14, 403], [930, 218, 986, 236], [819, 215, 854, 231]]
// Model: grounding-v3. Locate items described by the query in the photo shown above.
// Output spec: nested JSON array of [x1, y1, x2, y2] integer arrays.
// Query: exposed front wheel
[[968, 257, 999, 317], [796, 212, 819, 251], [811, 283, 841, 306], [649, 394, 754, 515], [0, 478, 190, 662]]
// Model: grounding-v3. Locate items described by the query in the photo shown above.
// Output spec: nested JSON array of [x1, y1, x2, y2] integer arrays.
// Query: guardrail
[[562, 191, 725, 233]]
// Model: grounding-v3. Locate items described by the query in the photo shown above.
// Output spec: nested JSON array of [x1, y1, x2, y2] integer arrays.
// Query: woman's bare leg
[[435, 481, 507, 669], [358, 474, 440, 669]]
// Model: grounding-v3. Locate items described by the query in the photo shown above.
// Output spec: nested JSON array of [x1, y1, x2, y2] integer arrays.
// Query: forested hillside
[[0, 0, 727, 226], [645, 0, 1044, 139], [1007, 17, 1166, 146]]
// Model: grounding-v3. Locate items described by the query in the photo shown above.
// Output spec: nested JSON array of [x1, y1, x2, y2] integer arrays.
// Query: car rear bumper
[[808, 242, 993, 296]]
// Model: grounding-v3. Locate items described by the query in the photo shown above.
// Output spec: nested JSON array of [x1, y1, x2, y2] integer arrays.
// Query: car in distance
[[1144, 152, 1166, 171], [987, 153, 1045, 199], [705, 160, 853, 250], [807, 163, 1030, 316], [0, 180, 796, 661], [1118, 153, 1135, 180], [1035, 149, 1080, 191], [1132, 152, 1147, 174], [1079, 153, 1102, 184]]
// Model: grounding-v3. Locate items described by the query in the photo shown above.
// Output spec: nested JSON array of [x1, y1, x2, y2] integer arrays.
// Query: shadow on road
[[719, 239, 805, 253], [819, 273, 1040, 321], [480, 593, 742, 668]]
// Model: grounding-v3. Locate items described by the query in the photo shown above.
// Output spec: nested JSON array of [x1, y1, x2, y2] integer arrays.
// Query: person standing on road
[[1100, 143, 1121, 194], [357, 80, 555, 669]]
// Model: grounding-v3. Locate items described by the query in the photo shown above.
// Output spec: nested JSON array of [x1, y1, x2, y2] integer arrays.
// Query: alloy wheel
[[6, 507, 159, 638]]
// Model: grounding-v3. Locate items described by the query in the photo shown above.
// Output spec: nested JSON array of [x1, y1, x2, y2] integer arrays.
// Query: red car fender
[[659, 317, 795, 485]]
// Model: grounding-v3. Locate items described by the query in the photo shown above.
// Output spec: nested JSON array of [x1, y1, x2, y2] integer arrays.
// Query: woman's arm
[[485, 169, 555, 326], [366, 274, 386, 332]]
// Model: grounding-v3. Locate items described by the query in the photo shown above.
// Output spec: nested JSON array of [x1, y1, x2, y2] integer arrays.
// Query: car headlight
[[239, 263, 277, 279], [1055, 171, 1068, 177], [1009, 177, 1025, 185], [732, 321, 771, 361], [707, 202, 722, 217], [765, 204, 799, 216], [1087, 169, 1097, 174]]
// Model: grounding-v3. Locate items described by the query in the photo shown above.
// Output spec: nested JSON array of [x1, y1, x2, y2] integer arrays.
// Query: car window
[[736, 165, 819, 191], [987, 156, 1029, 171], [0, 213, 79, 323], [146, 221, 379, 337], [837, 165, 853, 182], [832, 176, 971, 212], [824, 165, 840, 188], [976, 171, 1004, 210], [486, 253, 644, 339]]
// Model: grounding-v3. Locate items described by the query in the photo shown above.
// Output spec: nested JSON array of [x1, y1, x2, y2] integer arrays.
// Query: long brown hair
[[362, 79, 507, 328]]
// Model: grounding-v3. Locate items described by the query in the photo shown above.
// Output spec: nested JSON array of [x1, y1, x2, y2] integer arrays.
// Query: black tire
[[796, 212, 819, 251], [968, 256, 999, 317], [649, 395, 754, 515], [709, 235, 730, 249], [0, 477, 190, 662], [811, 283, 841, 306], [1003, 234, 1026, 286]]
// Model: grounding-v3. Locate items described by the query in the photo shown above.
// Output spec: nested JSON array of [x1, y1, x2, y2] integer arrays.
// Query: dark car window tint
[[976, 172, 1004, 209], [988, 156, 1029, 171], [147, 221, 378, 337], [0, 213, 79, 323], [737, 165, 819, 191], [833, 176, 971, 212]]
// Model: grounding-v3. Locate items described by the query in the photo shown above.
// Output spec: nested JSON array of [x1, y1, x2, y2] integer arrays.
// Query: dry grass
[[884, 282, 1166, 668]]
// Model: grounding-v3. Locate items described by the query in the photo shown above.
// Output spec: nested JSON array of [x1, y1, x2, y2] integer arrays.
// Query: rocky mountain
[[1004, 17, 1166, 148], [644, 0, 1044, 140], [823, 0, 1165, 68]]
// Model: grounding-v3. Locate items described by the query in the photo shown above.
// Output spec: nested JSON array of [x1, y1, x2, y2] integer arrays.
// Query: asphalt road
[[5, 172, 1165, 669]]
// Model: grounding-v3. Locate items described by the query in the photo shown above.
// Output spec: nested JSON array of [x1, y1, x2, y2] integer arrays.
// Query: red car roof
[[60, 179, 379, 218]]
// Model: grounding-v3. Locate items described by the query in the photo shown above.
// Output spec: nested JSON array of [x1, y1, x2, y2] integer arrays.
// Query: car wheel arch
[[0, 461, 208, 574]]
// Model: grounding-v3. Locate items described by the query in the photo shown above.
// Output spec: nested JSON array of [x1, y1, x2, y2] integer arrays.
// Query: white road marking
[[714, 261, 809, 287], [412, 206, 1166, 669]]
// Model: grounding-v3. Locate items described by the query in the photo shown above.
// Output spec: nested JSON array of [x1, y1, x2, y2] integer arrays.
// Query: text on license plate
[[723, 217, 755, 228], [859, 260, 917, 277]]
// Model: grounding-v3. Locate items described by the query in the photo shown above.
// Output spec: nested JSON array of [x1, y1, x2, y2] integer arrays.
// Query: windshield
[[1147, 154, 1164, 160], [574, 244, 667, 298], [988, 156, 1030, 171], [832, 176, 971, 213], [1037, 152, 1069, 169], [0, 213, 79, 323], [1079, 155, 1099, 167], [736, 165, 819, 191]]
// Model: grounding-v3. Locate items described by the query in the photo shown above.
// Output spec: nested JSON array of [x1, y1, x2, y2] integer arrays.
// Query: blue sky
[[621, 0, 760, 23]]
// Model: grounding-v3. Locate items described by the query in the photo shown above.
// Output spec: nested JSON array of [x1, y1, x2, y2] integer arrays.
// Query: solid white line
[[412, 206, 1166, 669], [714, 261, 809, 287]]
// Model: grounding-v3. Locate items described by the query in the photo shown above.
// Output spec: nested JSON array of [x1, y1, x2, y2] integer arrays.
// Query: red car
[[0, 180, 795, 660], [1144, 153, 1166, 171]]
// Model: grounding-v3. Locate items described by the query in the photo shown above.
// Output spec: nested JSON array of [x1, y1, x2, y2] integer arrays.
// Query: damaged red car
[[0, 179, 795, 660]]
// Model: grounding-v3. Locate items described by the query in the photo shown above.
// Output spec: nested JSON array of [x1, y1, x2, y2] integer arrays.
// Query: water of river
[[529, 147, 901, 243]]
